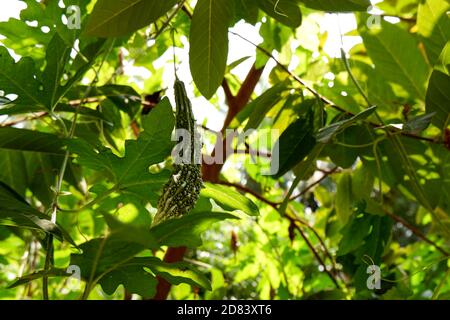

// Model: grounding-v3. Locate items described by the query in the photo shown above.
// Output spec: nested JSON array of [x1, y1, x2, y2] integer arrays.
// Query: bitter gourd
[[152, 80, 203, 225]]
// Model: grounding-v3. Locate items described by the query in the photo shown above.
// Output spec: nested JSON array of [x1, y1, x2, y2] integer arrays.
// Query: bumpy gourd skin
[[152, 80, 203, 226]]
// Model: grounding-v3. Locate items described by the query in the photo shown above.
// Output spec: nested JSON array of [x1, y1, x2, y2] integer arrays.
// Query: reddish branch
[[202, 64, 265, 182]]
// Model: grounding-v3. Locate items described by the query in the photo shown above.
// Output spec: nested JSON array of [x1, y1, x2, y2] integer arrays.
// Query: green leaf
[[143, 257, 211, 290], [323, 124, 372, 168], [68, 98, 175, 203], [58, 39, 107, 107], [54, 105, 110, 122], [0, 39, 106, 116], [257, 17, 293, 68], [98, 85, 141, 118], [230, 83, 287, 129], [99, 256, 212, 297], [99, 262, 158, 298], [0, 181, 74, 244], [359, 17, 430, 99], [299, 0, 370, 12], [70, 237, 144, 285], [85, 0, 178, 37], [150, 211, 238, 248], [272, 116, 316, 178], [70, 216, 159, 289], [103, 213, 158, 249], [351, 165, 374, 201], [417, 0, 450, 66], [426, 70, 450, 129], [233, 0, 259, 25], [244, 83, 288, 131], [316, 106, 376, 143], [201, 182, 260, 216], [337, 206, 392, 292], [335, 173, 353, 225], [0, 0, 86, 63], [375, 0, 419, 17], [337, 211, 372, 256], [226, 56, 252, 73], [425, 144, 450, 212], [26, 153, 58, 207], [0, 128, 64, 154], [0, 150, 28, 196], [335, 59, 397, 113], [70, 212, 229, 296], [42, 33, 72, 110], [0, 46, 44, 113], [257, 0, 302, 28], [189, 0, 234, 99]]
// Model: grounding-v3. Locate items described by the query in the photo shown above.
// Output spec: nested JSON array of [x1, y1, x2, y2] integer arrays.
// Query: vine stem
[[42, 40, 115, 300]]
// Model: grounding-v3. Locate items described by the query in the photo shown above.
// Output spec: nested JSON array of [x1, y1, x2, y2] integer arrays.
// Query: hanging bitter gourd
[[152, 79, 203, 226]]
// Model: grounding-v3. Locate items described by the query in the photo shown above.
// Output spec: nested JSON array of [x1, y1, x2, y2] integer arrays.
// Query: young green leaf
[[150, 211, 238, 248], [8, 268, 69, 289], [201, 182, 260, 216], [0, 181, 75, 245]]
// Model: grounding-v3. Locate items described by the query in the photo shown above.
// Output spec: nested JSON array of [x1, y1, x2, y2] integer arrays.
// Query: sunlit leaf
[[85, 0, 178, 37], [189, 0, 233, 99], [201, 183, 260, 216]]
